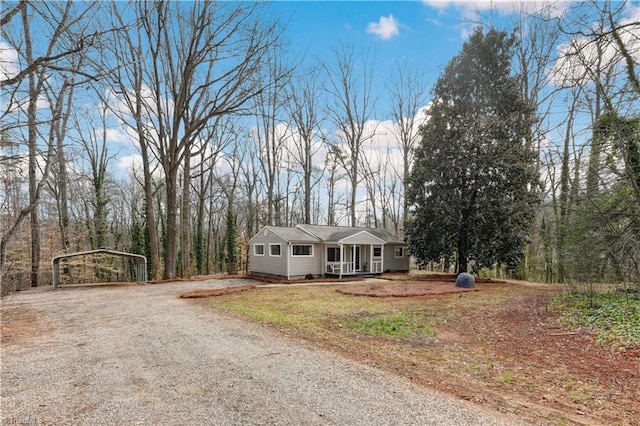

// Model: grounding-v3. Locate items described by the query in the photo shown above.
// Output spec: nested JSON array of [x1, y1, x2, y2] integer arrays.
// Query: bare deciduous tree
[[284, 66, 325, 224], [111, 1, 283, 279], [323, 44, 376, 227], [0, 0, 99, 289], [252, 50, 292, 226], [387, 60, 427, 227]]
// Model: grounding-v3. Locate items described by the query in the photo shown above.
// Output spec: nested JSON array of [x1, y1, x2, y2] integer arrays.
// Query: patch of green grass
[[553, 288, 640, 349], [227, 304, 299, 326], [497, 372, 515, 384], [205, 286, 448, 341], [345, 313, 435, 338]]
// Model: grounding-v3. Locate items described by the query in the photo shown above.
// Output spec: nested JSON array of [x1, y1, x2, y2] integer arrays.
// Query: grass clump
[[345, 313, 435, 338], [553, 288, 640, 349]]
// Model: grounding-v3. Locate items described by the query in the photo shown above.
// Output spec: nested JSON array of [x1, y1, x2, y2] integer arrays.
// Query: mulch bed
[[335, 273, 500, 297], [179, 285, 256, 299], [336, 280, 479, 297]]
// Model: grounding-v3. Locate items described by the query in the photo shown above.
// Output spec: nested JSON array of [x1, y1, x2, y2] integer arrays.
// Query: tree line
[[1, 1, 638, 293]]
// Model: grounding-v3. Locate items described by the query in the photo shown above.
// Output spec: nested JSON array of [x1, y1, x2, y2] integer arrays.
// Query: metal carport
[[51, 249, 147, 289]]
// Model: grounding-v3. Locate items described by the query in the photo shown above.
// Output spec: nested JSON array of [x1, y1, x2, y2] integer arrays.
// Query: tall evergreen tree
[[406, 28, 539, 274], [224, 207, 238, 273]]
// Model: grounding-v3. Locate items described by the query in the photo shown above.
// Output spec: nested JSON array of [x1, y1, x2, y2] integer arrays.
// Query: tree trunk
[[181, 160, 191, 278], [56, 107, 70, 252], [456, 206, 470, 274], [557, 96, 578, 283], [350, 164, 357, 227], [26, 22, 39, 288], [164, 170, 178, 279], [141, 146, 160, 281]]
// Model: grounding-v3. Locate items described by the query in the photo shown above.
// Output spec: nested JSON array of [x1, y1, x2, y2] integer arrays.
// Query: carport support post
[[52, 259, 59, 288]]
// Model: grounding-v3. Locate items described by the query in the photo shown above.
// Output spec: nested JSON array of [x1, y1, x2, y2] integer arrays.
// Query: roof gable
[[339, 230, 385, 245]]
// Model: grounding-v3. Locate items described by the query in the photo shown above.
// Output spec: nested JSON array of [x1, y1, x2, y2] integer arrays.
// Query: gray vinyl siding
[[383, 245, 410, 272], [288, 243, 322, 277], [249, 232, 287, 276]]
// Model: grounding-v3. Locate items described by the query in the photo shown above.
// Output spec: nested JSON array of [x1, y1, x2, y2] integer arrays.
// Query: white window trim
[[254, 244, 265, 256], [292, 244, 314, 257], [269, 243, 282, 257], [394, 246, 405, 258]]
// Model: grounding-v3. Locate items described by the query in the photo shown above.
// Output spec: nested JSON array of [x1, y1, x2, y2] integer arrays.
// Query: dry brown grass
[[196, 279, 640, 426]]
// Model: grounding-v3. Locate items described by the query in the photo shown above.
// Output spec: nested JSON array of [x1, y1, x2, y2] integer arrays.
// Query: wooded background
[[1, 1, 638, 294]]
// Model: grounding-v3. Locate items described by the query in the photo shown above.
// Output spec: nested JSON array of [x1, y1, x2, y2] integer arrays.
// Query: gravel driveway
[[1, 279, 515, 425]]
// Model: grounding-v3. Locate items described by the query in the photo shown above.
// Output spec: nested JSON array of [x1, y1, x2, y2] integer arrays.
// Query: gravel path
[[1, 279, 516, 426]]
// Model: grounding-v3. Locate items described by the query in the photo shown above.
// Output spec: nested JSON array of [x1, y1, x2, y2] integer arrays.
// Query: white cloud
[[549, 5, 640, 87], [423, 0, 571, 39], [116, 154, 143, 173], [423, 0, 570, 18], [367, 15, 400, 40], [105, 127, 134, 145], [0, 41, 19, 81]]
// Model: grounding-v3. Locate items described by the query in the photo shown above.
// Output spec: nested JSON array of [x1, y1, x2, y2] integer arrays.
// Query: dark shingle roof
[[266, 226, 320, 242], [296, 224, 404, 244]]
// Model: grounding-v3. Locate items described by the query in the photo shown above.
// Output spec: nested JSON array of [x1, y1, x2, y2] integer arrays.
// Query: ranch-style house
[[248, 224, 409, 280]]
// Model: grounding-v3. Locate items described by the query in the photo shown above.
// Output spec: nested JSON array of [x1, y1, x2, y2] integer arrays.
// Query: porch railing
[[370, 260, 382, 273], [326, 262, 341, 274], [326, 261, 381, 275]]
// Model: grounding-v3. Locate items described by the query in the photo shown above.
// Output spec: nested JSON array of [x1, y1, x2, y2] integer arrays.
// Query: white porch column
[[339, 243, 343, 279], [352, 244, 356, 273]]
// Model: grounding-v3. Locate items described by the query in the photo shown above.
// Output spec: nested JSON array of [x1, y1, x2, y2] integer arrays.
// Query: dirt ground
[[4, 275, 638, 425], [330, 277, 640, 425], [181, 273, 639, 424], [1, 279, 513, 426]]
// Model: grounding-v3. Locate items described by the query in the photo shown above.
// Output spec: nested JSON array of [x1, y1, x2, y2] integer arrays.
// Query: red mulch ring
[[246, 275, 366, 284], [179, 285, 256, 298], [336, 280, 478, 297], [380, 272, 501, 283]]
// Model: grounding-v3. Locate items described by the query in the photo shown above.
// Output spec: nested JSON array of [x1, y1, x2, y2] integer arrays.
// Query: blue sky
[[266, 0, 575, 120], [3, 0, 638, 221], [272, 1, 469, 113]]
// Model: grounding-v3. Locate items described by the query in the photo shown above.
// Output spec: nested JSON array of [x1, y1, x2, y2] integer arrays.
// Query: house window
[[373, 246, 382, 257], [394, 247, 405, 258], [254, 244, 265, 256], [292, 245, 313, 257], [327, 247, 341, 262], [269, 243, 282, 257]]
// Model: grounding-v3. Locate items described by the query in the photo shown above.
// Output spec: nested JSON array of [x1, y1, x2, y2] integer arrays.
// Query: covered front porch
[[324, 231, 386, 278]]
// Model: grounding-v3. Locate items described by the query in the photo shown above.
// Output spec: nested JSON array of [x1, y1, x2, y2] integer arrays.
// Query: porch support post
[[381, 244, 385, 273], [339, 243, 343, 279], [352, 244, 355, 273], [369, 245, 373, 273]]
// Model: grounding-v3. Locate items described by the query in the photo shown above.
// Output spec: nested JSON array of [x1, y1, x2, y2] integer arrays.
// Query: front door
[[350, 245, 361, 271]]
